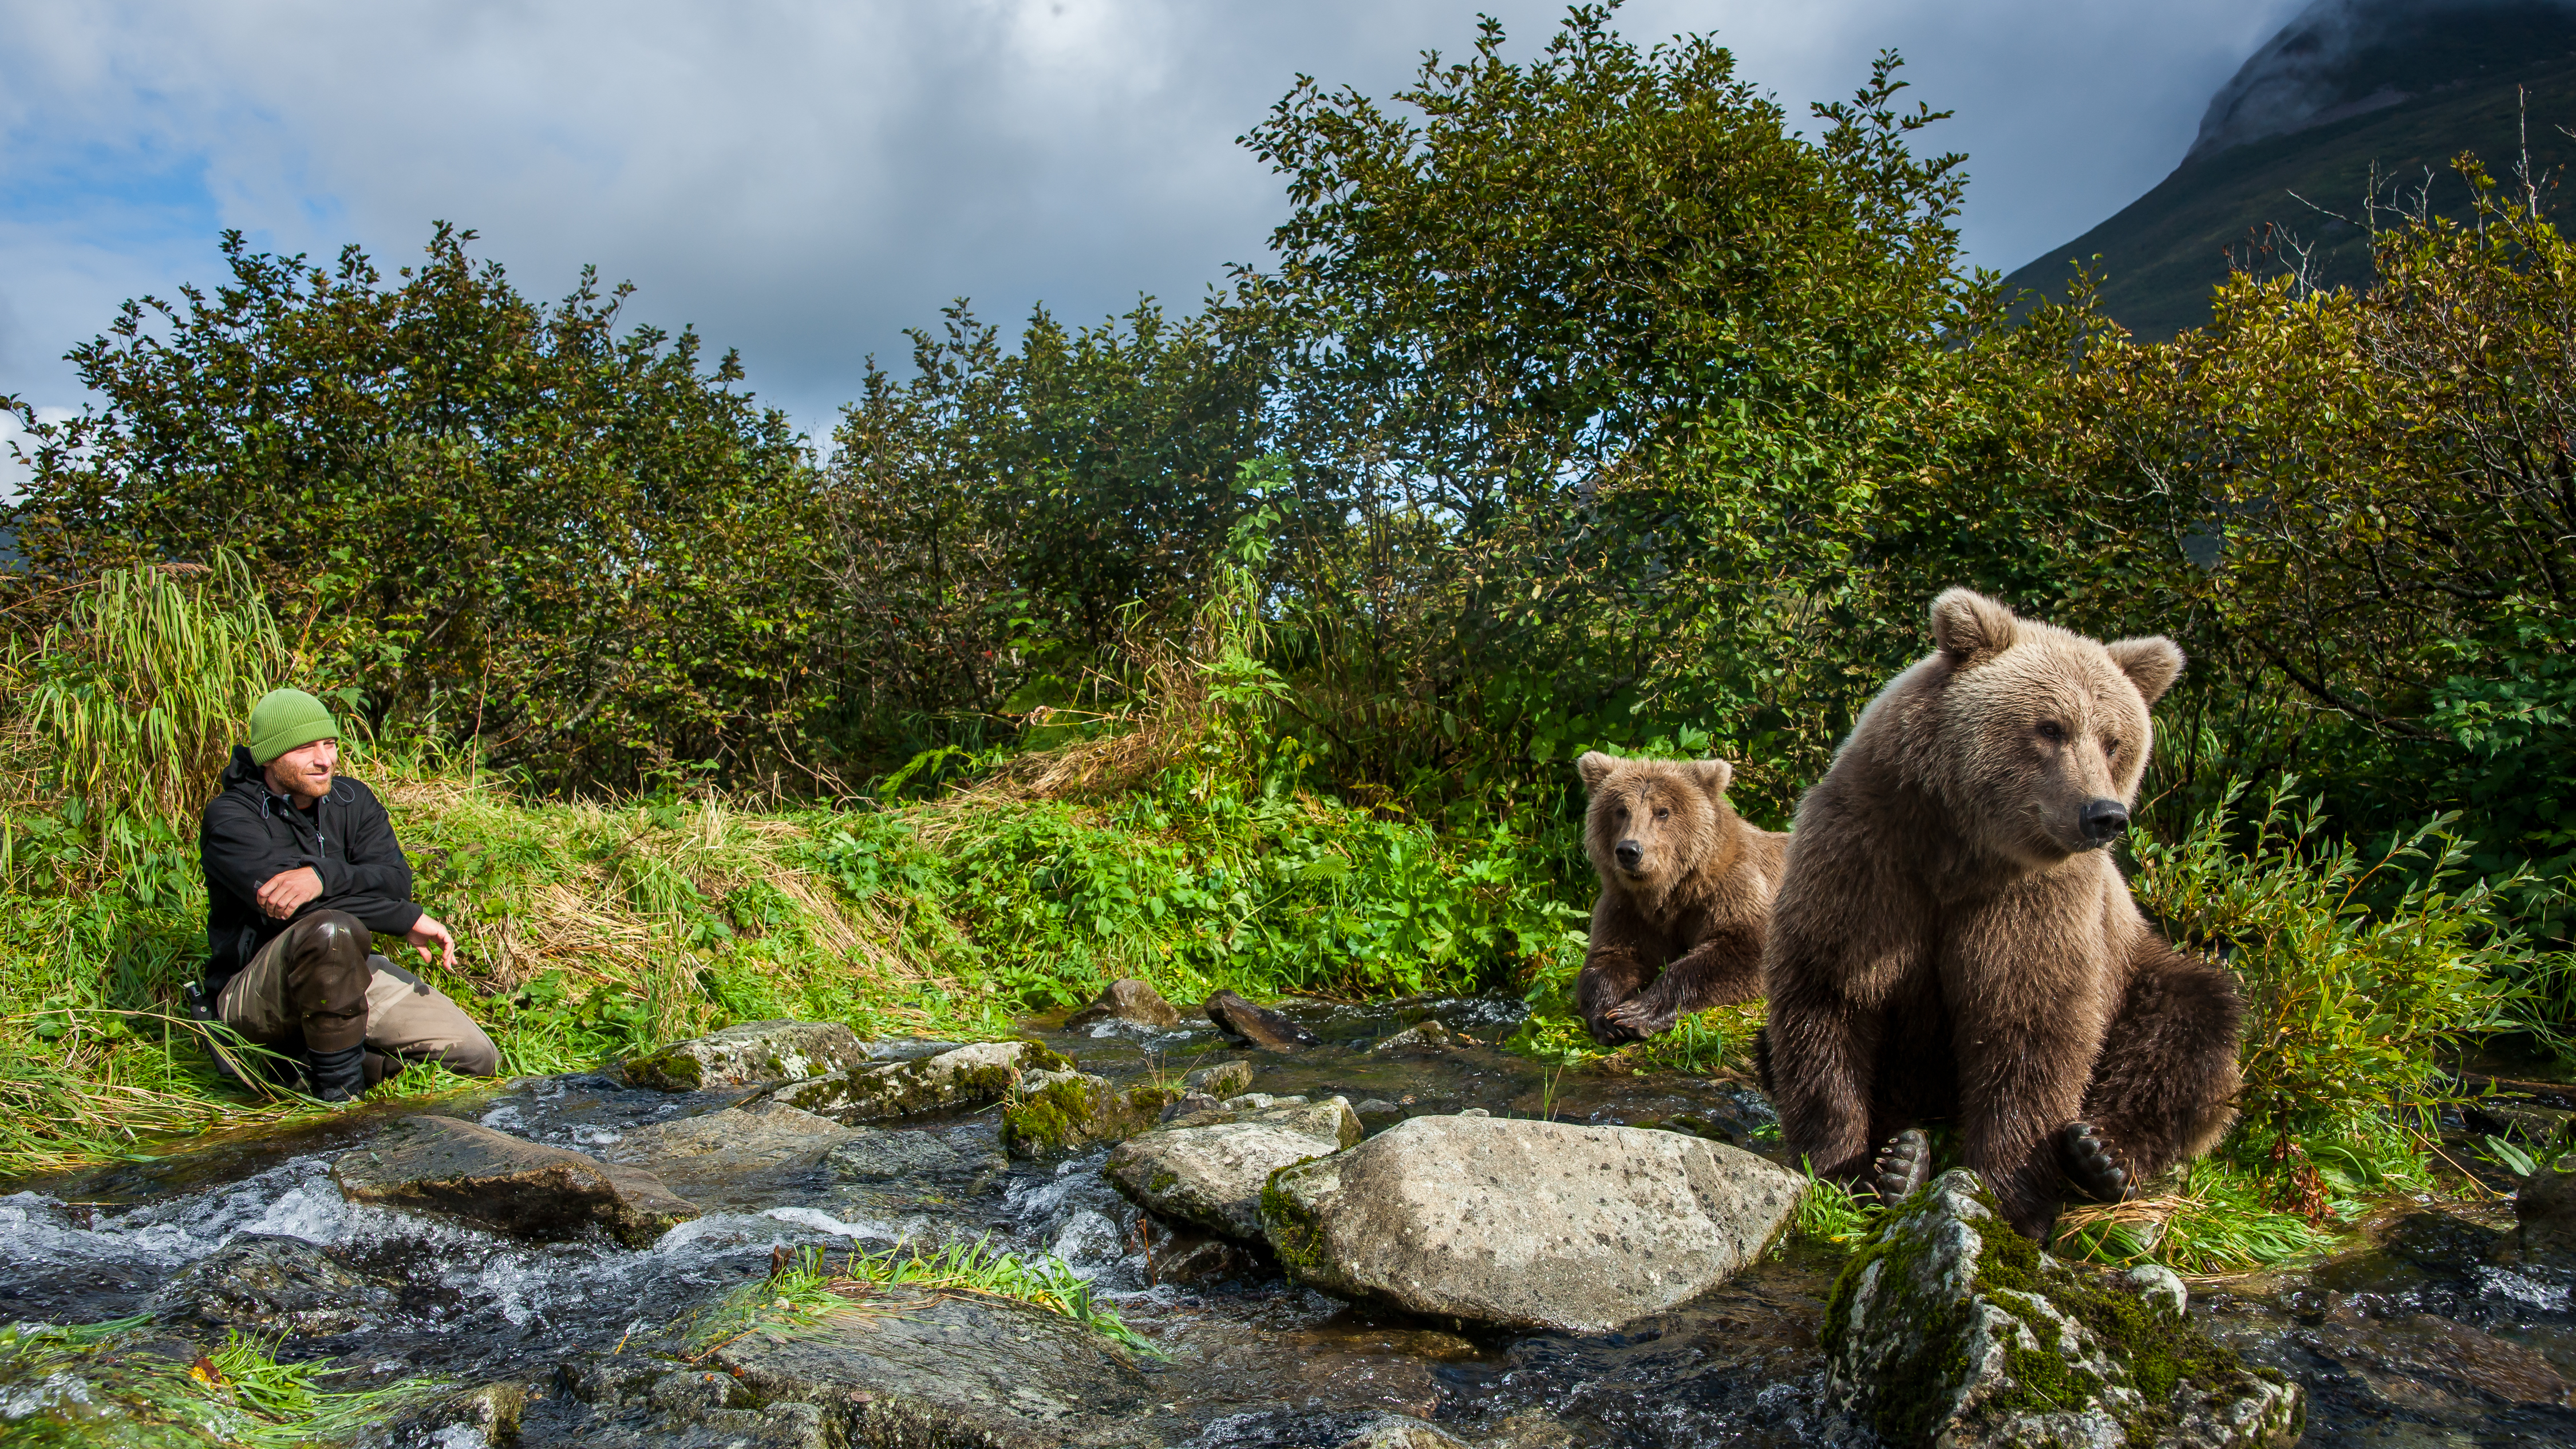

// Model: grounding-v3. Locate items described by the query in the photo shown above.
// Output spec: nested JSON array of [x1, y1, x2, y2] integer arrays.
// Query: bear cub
[[1575, 752, 1788, 1044], [1757, 589, 2245, 1238]]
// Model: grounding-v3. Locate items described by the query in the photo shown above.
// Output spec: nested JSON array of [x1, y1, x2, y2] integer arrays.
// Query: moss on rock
[[997, 1071, 1179, 1159], [1820, 1169, 2302, 1448]]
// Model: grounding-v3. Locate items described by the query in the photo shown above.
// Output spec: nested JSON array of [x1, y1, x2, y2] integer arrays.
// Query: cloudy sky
[[1, 0, 2306, 459]]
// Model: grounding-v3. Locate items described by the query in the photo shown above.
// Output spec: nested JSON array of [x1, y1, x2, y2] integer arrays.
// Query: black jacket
[[199, 745, 422, 993]]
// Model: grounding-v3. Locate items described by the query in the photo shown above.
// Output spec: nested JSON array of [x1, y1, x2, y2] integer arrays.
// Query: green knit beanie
[[247, 688, 339, 765]]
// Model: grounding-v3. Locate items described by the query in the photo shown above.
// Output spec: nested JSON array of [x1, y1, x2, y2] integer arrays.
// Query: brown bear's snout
[[1614, 839, 1645, 871], [2078, 797, 2129, 846]]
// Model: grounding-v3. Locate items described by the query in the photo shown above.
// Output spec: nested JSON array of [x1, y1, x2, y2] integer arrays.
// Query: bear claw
[[2058, 1120, 2135, 1203], [1871, 1128, 1931, 1202], [1600, 997, 1676, 1040]]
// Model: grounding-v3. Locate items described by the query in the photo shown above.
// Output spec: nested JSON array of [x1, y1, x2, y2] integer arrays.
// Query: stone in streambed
[[2517, 1167, 2576, 1258], [708, 1289, 1172, 1447], [1259, 1114, 1800, 1334], [147, 1233, 400, 1335], [1204, 989, 1319, 1051], [600, 1100, 858, 1205], [1370, 1019, 1455, 1053], [1822, 1168, 2302, 1449], [1334, 1415, 1469, 1448], [998, 1069, 1182, 1158], [1065, 978, 1183, 1030], [1159, 1095, 1360, 1144], [1183, 1059, 1254, 1096], [621, 1018, 870, 1091], [771, 1039, 1069, 1123], [333, 1115, 698, 1248], [1108, 1096, 1363, 1240]]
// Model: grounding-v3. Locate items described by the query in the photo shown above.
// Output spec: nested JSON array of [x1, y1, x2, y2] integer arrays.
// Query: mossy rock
[[1820, 1168, 2303, 1448], [998, 1071, 1180, 1159], [772, 1040, 1068, 1123]]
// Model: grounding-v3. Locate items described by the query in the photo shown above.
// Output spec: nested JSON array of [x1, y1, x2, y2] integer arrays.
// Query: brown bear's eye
[[2037, 721, 2066, 744], [1654, 808, 1670, 820], [2104, 738, 2121, 758]]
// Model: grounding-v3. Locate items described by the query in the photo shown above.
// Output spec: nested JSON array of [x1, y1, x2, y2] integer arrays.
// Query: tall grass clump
[[11, 554, 288, 830]]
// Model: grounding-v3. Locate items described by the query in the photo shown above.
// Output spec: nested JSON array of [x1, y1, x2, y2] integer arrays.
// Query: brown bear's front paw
[[1583, 1009, 1647, 1046], [1871, 1128, 1932, 1203], [1601, 996, 1678, 1040], [2057, 1120, 2136, 1203]]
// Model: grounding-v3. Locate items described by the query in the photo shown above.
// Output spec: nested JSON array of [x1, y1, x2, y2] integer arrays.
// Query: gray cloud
[[0, 1, 2304, 449]]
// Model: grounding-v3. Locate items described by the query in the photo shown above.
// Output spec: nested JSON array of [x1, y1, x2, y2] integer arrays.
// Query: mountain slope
[[2006, 1, 2576, 338]]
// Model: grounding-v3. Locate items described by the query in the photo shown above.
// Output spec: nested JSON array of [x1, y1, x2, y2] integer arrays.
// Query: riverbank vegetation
[[6, 4, 2574, 1269]]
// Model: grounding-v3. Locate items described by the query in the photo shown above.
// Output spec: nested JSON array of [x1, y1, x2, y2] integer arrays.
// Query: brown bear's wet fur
[[1757, 589, 2245, 1239], [1574, 753, 1788, 1045]]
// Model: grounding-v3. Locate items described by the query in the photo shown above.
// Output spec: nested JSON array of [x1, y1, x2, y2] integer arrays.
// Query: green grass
[[0, 1317, 434, 1447], [692, 1241, 1155, 1358]]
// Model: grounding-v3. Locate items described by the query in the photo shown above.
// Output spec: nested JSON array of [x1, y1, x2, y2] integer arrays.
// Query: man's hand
[[406, 913, 459, 972], [255, 866, 324, 921]]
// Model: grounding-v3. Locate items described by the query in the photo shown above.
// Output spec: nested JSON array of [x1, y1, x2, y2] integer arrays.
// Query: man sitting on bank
[[196, 688, 499, 1099]]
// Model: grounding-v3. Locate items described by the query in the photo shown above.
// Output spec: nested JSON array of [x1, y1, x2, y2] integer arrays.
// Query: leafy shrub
[[2131, 778, 2537, 1176]]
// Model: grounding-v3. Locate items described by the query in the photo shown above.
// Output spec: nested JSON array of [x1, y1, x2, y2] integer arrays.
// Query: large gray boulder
[[1107, 1096, 1362, 1240], [1823, 1168, 2303, 1448], [621, 1019, 870, 1091], [1066, 978, 1183, 1030], [1260, 1115, 1801, 1334], [333, 1115, 698, 1248], [771, 1039, 1069, 1123], [997, 1069, 1182, 1159]]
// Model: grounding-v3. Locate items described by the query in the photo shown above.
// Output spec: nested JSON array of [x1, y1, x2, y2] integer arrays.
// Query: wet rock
[[1336, 1415, 1468, 1448], [2304, 1298, 2573, 1407], [384, 1381, 530, 1447], [1822, 1168, 2302, 1448], [824, 1127, 1009, 1210], [1108, 1098, 1363, 1239], [707, 1289, 1173, 1447], [998, 1069, 1180, 1159], [771, 1039, 1069, 1124], [601, 1100, 857, 1197], [524, 1362, 829, 1449], [1160, 1095, 1361, 1144], [1261, 1114, 1800, 1334], [2466, 1097, 2576, 1148], [1159, 1091, 1223, 1122], [1184, 1059, 1255, 1096], [1370, 1020, 1455, 1053], [1206, 989, 1320, 1052], [332, 1114, 699, 1248], [1065, 978, 1183, 1030], [621, 1019, 869, 1091], [2516, 1167, 2576, 1255], [1143, 1225, 1255, 1285], [146, 1233, 398, 1334]]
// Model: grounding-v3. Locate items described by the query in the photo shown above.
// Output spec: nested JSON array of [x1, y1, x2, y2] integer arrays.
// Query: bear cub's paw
[[1599, 995, 1678, 1041], [1871, 1128, 1932, 1202], [2056, 1120, 2137, 1203]]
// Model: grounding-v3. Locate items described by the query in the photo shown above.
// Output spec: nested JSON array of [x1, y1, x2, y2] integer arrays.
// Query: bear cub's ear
[[2105, 635, 2186, 706], [1577, 751, 1618, 791], [1686, 759, 1735, 796], [1930, 588, 2018, 662]]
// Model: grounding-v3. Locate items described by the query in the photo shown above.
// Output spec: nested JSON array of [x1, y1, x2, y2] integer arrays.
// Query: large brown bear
[[1756, 590, 2244, 1239], [1574, 752, 1788, 1044]]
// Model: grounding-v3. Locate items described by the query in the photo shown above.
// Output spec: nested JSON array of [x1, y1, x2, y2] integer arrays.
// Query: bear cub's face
[[1577, 753, 1735, 891], [1926, 589, 2186, 863]]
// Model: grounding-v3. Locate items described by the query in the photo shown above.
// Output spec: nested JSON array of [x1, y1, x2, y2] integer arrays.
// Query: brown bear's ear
[[1576, 751, 1618, 792], [2106, 635, 2186, 706], [1930, 588, 2018, 662], [1685, 759, 1735, 797]]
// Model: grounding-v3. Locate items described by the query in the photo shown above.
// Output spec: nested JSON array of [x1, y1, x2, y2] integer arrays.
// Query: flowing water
[[3, 996, 2573, 1446]]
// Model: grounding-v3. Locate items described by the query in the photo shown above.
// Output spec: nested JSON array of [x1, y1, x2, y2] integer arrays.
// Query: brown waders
[[216, 910, 500, 1087]]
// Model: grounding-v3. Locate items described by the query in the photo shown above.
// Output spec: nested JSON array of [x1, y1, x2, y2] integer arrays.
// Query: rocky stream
[[3, 989, 2574, 1447]]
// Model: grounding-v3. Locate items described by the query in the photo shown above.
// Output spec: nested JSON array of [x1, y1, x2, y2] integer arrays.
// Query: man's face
[[263, 738, 338, 804]]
